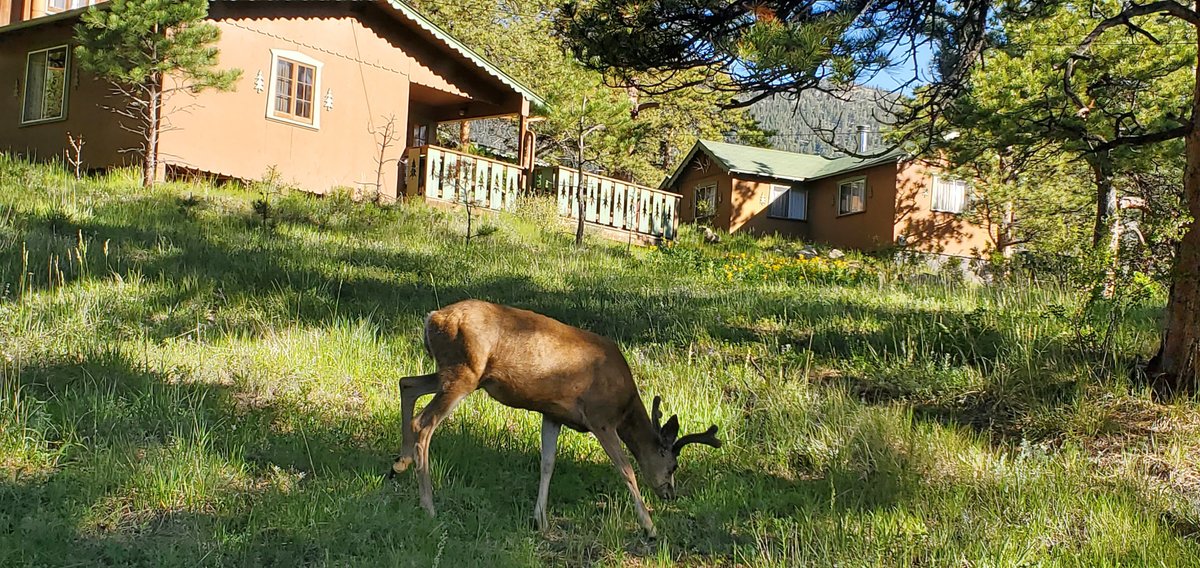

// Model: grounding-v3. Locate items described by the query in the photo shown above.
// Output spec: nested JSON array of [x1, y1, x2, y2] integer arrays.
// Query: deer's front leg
[[412, 375, 474, 517], [392, 373, 439, 476], [593, 428, 656, 538], [534, 416, 561, 531]]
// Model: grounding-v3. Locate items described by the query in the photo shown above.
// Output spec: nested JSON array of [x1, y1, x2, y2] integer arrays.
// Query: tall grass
[[0, 155, 1196, 566]]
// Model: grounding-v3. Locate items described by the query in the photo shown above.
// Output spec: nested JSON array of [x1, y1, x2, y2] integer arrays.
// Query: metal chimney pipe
[[856, 125, 869, 154]]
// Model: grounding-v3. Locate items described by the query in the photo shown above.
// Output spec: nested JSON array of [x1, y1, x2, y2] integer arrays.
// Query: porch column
[[518, 113, 531, 167], [518, 112, 531, 189]]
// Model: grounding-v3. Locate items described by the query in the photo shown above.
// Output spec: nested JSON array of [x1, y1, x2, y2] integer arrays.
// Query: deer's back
[[424, 300, 636, 430]]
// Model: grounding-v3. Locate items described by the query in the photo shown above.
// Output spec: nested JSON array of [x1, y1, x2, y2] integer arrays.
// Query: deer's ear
[[651, 396, 664, 429], [660, 415, 680, 446]]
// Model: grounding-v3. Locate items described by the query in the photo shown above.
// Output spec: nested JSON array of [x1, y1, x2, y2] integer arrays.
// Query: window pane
[[839, 180, 865, 214], [42, 47, 67, 120], [294, 65, 314, 119], [769, 184, 789, 217], [23, 51, 47, 122], [274, 59, 293, 114], [695, 184, 716, 220], [48, 0, 68, 10], [789, 188, 807, 220], [932, 176, 966, 213]]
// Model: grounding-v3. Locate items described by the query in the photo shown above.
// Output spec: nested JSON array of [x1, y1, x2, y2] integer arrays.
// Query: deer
[[389, 299, 721, 537]]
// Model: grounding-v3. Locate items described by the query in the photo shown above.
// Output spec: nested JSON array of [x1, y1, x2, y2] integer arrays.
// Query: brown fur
[[390, 300, 720, 537]]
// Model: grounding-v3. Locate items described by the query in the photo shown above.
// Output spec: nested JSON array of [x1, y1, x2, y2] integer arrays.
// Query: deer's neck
[[617, 399, 660, 467]]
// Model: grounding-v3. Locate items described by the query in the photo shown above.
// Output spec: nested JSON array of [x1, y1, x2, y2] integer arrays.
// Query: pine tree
[[74, 0, 241, 188]]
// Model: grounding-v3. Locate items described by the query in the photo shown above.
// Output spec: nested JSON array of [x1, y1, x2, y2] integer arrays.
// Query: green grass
[[1, 155, 1198, 566]]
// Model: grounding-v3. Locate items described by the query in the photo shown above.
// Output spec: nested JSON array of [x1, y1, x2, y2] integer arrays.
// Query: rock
[[828, 249, 845, 259], [798, 247, 819, 259], [702, 226, 722, 244]]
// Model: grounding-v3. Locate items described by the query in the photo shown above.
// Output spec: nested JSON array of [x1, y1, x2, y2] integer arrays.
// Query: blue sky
[[862, 42, 936, 93]]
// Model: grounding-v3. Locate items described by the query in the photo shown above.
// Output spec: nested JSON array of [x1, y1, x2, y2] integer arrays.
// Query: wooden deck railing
[[403, 146, 680, 242], [533, 166, 680, 240], [404, 145, 523, 212]]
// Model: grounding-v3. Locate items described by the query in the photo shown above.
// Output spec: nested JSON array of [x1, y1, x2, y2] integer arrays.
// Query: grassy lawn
[[1, 156, 1198, 566]]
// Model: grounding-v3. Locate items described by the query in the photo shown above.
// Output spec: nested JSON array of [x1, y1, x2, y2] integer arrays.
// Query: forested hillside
[[745, 86, 892, 156]]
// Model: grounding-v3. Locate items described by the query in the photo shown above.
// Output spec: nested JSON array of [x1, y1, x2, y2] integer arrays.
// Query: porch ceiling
[[409, 83, 525, 122]]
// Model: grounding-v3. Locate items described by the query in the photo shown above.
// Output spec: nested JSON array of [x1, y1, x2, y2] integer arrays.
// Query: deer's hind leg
[[412, 366, 477, 517], [391, 373, 440, 476]]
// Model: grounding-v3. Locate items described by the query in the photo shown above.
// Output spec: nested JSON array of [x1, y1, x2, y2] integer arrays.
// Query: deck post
[[518, 112, 531, 189]]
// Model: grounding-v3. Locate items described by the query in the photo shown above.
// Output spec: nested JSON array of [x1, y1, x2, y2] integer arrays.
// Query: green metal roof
[[664, 139, 906, 188]]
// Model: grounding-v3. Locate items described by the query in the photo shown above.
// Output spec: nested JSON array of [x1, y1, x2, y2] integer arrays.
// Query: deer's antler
[[672, 425, 722, 454]]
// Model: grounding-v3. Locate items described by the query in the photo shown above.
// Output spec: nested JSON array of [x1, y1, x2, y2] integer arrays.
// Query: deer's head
[[643, 396, 722, 500]]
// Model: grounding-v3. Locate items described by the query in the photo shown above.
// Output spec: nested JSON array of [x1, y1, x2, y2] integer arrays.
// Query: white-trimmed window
[[46, 0, 97, 13], [768, 183, 807, 220], [266, 50, 322, 128], [22, 45, 69, 125], [931, 175, 969, 213], [694, 183, 717, 222], [838, 177, 867, 215]]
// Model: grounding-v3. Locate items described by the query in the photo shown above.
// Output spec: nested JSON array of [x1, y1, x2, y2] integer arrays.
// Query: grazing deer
[[390, 300, 721, 537]]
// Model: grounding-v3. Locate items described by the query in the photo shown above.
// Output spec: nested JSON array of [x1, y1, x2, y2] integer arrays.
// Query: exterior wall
[[724, 162, 899, 250], [0, 21, 142, 170], [729, 174, 807, 239], [670, 151, 734, 232], [801, 162, 900, 250], [893, 160, 994, 257], [2, 3, 528, 199], [160, 4, 422, 199], [666, 151, 993, 257]]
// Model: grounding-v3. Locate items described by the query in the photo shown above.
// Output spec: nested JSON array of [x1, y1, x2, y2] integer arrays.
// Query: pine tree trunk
[[1147, 49, 1200, 395], [1087, 152, 1118, 251], [142, 83, 162, 189]]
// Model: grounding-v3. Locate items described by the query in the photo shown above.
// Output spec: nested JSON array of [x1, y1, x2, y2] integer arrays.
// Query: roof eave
[[379, 0, 546, 110], [727, 168, 808, 183], [0, 6, 91, 36]]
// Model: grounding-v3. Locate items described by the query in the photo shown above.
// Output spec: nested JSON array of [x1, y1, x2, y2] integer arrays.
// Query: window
[[694, 183, 717, 222], [46, 0, 96, 13], [22, 46, 69, 125], [931, 175, 969, 213], [768, 184, 807, 220], [838, 178, 867, 215], [266, 50, 322, 128], [412, 124, 429, 147]]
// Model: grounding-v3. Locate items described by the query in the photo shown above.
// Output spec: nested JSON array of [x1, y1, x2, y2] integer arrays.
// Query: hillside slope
[[0, 157, 1196, 566]]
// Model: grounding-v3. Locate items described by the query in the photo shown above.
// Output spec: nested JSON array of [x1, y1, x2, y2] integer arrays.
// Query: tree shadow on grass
[[0, 340, 945, 566], [4, 190, 1187, 563]]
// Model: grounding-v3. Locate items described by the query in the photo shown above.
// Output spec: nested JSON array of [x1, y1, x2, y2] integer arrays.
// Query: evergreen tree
[[558, 0, 1200, 394], [408, 0, 767, 186], [75, 0, 241, 188]]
